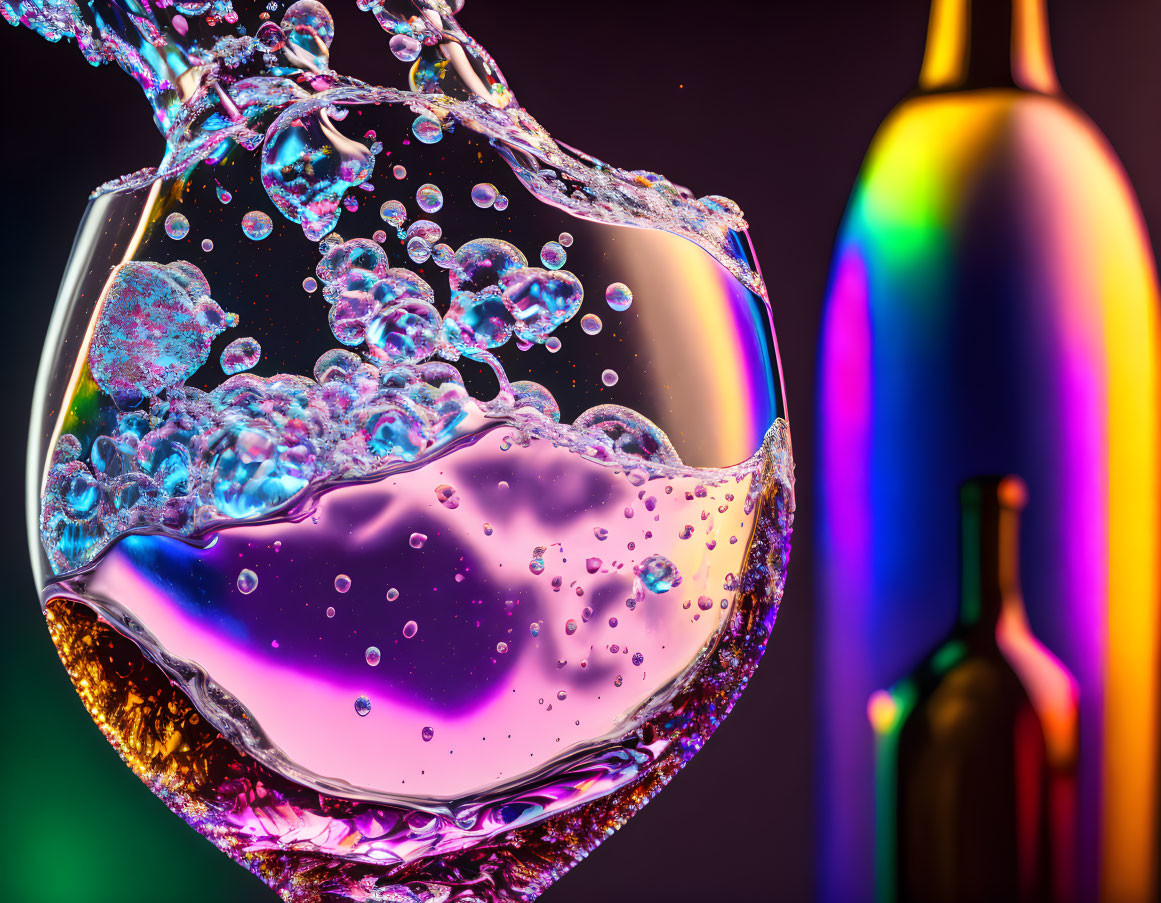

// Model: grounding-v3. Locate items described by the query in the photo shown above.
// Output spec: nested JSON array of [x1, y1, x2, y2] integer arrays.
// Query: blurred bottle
[[815, 1, 1159, 900], [868, 476, 1078, 903]]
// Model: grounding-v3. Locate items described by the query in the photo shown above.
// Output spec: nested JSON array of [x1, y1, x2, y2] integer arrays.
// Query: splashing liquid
[[17, 1, 793, 900]]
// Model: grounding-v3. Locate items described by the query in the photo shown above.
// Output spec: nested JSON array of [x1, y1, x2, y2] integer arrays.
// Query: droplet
[[601, 368, 619, 387], [496, 641, 509, 654], [220, 337, 261, 375], [393, 165, 407, 180], [421, 726, 435, 742], [365, 646, 381, 666], [586, 557, 602, 574], [409, 532, 428, 549], [354, 695, 372, 716], [698, 595, 714, 610], [379, 200, 406, 226], [407, 236, 432, 263], [558, 232, 573, 247], [546, 336, 562, 353], [412, 115, 443, 144], [241, 210, 274, 240], [483, 522, 494, 536], [530, 621, 541, 637], [565, 619, 578, 635], [373, 229, 388, 243], [302, 276, 318, 292], [609, 616, 619, 628], [389, 32, 421, 61], [201, 238, 214, 252], [471, 183, 498, 208], [557, 690, 568, 701], [216, 186, 233, 205], [581, 314, 603, 335], [386, 587, 399, 601], [493, 195, 509, 211], [539, 241, 566, 269], [635, 554, 682, 593], [435, 484, 460, 509], [326, 606, 336, 618], [237, 568, 258, 594], [632, 652, 645, 666], [164, 212, 190, 240], [403, 619, 419, 639], [606, 282, 633, 311], [416, 183, 444, 213]]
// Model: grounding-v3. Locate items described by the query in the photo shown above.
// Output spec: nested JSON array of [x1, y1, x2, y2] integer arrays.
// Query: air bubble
[[416, 183, 444, 213], [201, 238, 214, 252], [421, 726, 435, 742], [389, 33, 421, 61], [493, 195, 509, 211], [164, 213, 189, 240], [237, 569, 258, 594], [565, 619, 578, 635], [606, 282, 633, 311], [365, 646, 381, 666], [558, 232, 573, 247], [335, 574, 351, 593], [471, 183, 498, 208], [409, 532, 428, 549], [379, 200, 406, 226], [354, 696, 372, 716], [326, 606, 336, 618], [393, 165, 407, 180], [540, 241, 566, 269], [496, 641, 509, 654], [386, 587, 399, 602], [221, 337, 261, 375], [602, 369, 619, 387], [241, 210, 274, 240], [581, 314, 602, 335], [412, 115, 443, 144], [403, 619, 419, 638]]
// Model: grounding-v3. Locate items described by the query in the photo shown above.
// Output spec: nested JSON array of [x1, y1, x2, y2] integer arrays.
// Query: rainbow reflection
[[816, 89, 1159, 902]]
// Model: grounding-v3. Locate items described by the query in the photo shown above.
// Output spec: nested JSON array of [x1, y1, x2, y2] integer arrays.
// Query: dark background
[[1, 2, 1158, 900]]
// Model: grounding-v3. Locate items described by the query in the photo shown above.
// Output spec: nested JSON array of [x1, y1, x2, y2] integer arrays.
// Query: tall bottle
[[815, 1, 1160, 900], [869, 476, 1078, 903]]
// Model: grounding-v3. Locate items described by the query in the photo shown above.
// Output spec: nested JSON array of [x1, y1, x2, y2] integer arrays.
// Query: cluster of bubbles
[[40, 240, 669, 573]]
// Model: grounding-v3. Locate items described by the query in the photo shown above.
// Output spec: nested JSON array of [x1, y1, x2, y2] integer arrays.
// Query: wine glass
[[23, 1, 793, 900]]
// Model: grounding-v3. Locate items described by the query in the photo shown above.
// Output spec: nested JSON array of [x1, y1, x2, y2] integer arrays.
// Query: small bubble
[[540, 241, 566, 269], [334, 574, 352, 593], [497, 481, 510, 491], [393, 165, 407, 180], [493, 195, 509, 211], [581, 606, 594, 621], [434, 484, 460, 509], [586, 557, 602, 574], [601, 369, 619, 387], [386, 587, 399, 602], [421, 726, 435, 742], [496, 641, 509, 654], [412, 115, 443, 144], [302, 276, 318, 292], [632, 652, 645, 666], [355, 695, 372, 716], [581, 314, 603, 335], [221, 337, 261, 375], [326, 606, 336, 618], [241, 210, 274, 240], [471, 182, 498, 208], [545, 336, 562, 353], [608, 616, 619, 628], [565, 619, 578, 635], [380, 200, 406, 226], [403, 620, 419, 639], [557, 690, 568, 701], [407, 236, 432, 263], [432, 242, 454, 267], [164, 212, 189, 240], [483, 523, 494, 536], [373, 229, 388, 243], [698, 595, 714, 611], [237, 568, 258, 594], [606, 282, 633, 311], [216, 185, 233, 204], [558, 232, 574, 247], [416, 183, 444, 213], [530, 621, 541, 637], [201, 238, 214, 252], [410, 532, 428, 549], [389, 32, 421, 61], [365, 646, 381, 666]]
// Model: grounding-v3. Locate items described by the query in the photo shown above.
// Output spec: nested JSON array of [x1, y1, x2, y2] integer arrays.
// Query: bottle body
[[816, 85, 1159, 901]]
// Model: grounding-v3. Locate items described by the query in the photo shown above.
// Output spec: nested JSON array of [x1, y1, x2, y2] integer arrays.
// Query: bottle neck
[[959, 477, 1027, 640], [918, 0, 1059, 94]]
